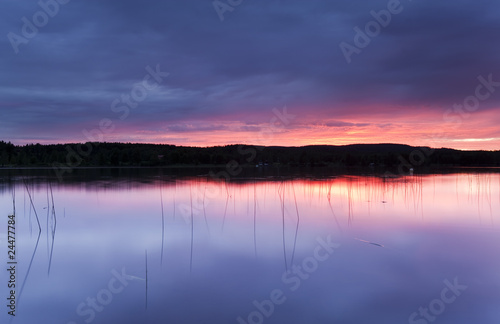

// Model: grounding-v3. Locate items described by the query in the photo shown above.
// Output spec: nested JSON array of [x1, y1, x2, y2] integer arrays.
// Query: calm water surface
[[0, 168, 499, 324]]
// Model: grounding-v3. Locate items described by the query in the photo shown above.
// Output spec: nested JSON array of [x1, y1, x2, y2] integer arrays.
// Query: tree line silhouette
[[1, 141, 499, 168]]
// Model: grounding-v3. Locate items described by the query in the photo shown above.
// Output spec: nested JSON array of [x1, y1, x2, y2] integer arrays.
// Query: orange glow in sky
[[74, 105, 500, 151]]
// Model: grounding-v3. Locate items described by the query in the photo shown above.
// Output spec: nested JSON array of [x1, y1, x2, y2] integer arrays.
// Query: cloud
[[324, 121, 371, 128], [1, 0, 500, 148], [165, 124, 228, 133]]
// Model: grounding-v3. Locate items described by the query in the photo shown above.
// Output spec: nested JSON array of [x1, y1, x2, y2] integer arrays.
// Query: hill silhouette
[[1, 141, 499, 168]]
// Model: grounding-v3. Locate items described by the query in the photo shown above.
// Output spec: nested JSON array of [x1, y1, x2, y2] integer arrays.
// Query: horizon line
[[3, 140, 499, 152]]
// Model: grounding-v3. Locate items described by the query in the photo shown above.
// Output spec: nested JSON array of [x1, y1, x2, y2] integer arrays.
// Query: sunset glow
[[2, 1, 500, 151]]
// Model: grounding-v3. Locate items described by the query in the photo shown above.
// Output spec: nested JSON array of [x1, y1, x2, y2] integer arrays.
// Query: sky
[[1, 0, 500, 150]]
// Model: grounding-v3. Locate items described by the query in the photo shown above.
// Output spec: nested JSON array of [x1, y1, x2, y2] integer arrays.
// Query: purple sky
[[1, 0, 500, 149]]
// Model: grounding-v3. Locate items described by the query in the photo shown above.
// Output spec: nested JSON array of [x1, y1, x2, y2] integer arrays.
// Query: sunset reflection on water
[[0, 169, 499, 324]]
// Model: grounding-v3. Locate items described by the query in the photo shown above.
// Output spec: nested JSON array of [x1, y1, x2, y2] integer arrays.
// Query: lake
[[1, 167, 499, 324]]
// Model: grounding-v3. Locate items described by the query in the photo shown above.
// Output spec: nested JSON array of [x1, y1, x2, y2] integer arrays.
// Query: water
[[1, 168, 499, 324]]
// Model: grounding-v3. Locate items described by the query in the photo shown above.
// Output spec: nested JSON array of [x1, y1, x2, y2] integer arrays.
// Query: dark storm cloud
[[331, 0, 500, 107], [1, 0, 500, 143]]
